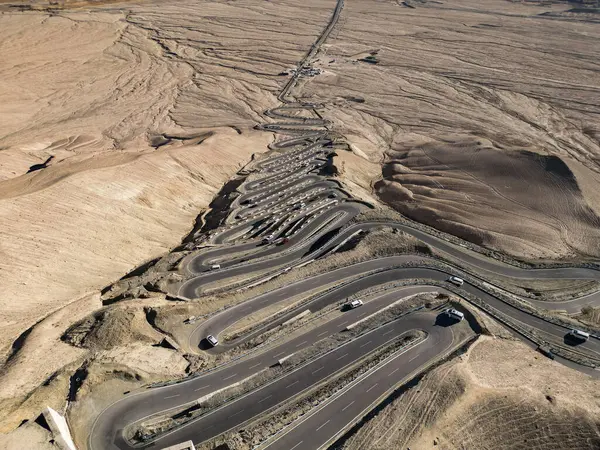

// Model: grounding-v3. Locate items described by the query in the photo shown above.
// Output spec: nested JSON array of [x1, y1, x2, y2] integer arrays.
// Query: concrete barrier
[[165, 294, 191, 302], [346, 301, 426, 331], [295, 259, 314, 269], [42, 407, 77, 450], [328, 229, 363, 254], [277, 353, 295, 365], [196, 370, 265, 404], [161, 440, 196, 450], [282, 309, 311, 326]]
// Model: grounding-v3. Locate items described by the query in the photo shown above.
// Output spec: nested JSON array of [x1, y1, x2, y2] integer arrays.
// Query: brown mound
[[302, 0, 600, 262], [375, 139, 600, 260], [62, 307, 161, 352]]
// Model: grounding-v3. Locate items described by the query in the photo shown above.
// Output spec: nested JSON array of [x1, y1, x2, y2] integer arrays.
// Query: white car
[[206, 335, 219, 347], [569, 329, 590, 341], [346, 299, 363, 309], [444, 308, 464, 321], [210, 264, 221, 270], [448, 276, 464, 287]]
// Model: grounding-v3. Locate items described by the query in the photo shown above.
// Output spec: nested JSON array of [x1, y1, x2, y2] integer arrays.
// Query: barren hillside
[[1, 0, 599, 447], [338, 337, 600, 450], [0, 0, 334, 407], [304, 0, 600, 261]]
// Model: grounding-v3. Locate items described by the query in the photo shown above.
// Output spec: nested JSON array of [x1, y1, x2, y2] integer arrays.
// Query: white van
[[206, 335, 219, 347], [569, 329, 590, 341], [210, 264, 221, 270], [445, 308, 464, 321], [344, 299, 363, 310], [448, 276, 464, 287]]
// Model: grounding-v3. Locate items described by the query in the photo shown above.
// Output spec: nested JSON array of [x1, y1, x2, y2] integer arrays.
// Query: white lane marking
[[295, 340, 308, 348], [366, 383, 378, 393], [317, 330, 329, 337], [273, 351, 286, 358], [228, 409, 244, 418], [360, 340, 373, 348], [356, 313, 366, 318], [164, 394, 180, 399], [223, 373, 238, 381], [388, 368, 400, 377], [336, 353, 348, 360], [286, 380, 299, 389], [316, 419, 331, 431], [258, 395, 272, 404], [383, 329, 394, 336], [339, 321, 349, 327], [342, 401, 355, 412], [312, 367, 324, 375], [290, 441, 304, 450], [408, 354, 420, 363], [249, 362, 262, 369], [193, 385, 210, 392]]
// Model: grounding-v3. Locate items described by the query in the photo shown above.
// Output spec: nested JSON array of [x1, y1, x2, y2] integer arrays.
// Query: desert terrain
[[337, 336, 600, 450], [0, 0, 599, 449], [0, 0, 335, 437], [305, 0, 600, 261]]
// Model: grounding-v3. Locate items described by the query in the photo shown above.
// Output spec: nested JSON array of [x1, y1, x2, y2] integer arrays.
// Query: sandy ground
[[339, 336, 600, 450], [0, 0, 334, 415], [2, 0, 600, 447], [68, 367, 146, 449], [304, 0, 600, 261], [0, 422, 58, 450]]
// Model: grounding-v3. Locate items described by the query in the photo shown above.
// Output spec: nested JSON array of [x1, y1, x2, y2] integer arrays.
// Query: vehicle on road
[[183, 316, 197, 325], [568, 329, 590, 342], [262, 235, 274, 244], [210, 264, 221, 270], [444, 308, 464, 321], [537, 345, 555, 360], [275, 237, 289, 245], [206, 335, 219, 347], [448, 276, 464, 287], [345, 299, 363, 309]]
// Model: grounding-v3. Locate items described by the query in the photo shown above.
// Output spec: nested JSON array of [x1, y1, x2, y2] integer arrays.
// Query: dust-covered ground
[[0, 0, 335, 434], [336, 336, 600, 450], [304, 0, 600, 262], [2, 0, 600, 447]]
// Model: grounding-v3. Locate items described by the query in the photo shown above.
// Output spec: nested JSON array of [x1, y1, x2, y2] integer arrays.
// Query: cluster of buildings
[[288, 66, 323, 77]]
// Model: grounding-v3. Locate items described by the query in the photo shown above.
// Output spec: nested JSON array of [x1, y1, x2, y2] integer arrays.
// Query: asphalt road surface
[[88, 0, 600, 448], [89, 301, 455, 450]]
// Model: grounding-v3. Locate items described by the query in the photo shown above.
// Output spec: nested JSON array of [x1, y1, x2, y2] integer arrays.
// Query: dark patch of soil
[[27, 156, 54, 173]]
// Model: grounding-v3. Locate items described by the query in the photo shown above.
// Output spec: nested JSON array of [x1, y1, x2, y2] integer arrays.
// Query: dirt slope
[[303, 0, 600, 261], [339, 337, 600, 450], [377, 141, 600, 260], [0, 0, 334, 412]]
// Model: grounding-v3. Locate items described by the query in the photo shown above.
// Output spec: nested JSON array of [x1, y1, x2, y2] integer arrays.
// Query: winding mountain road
[[88, 0, 600, 448]]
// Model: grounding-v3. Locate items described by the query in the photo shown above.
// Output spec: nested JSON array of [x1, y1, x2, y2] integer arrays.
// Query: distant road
[[88, 0, 600, 447]]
